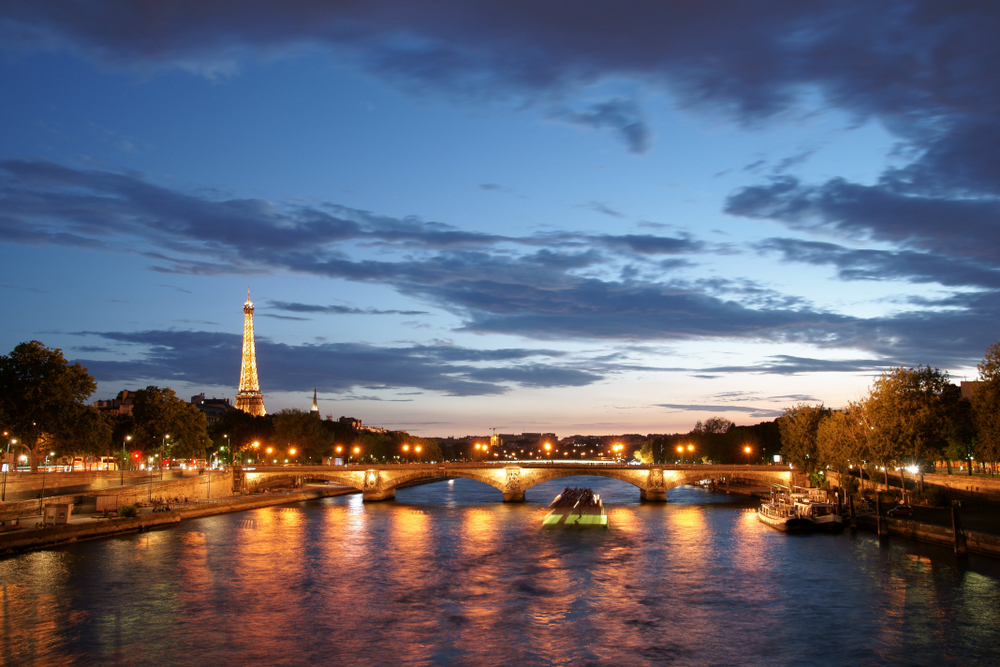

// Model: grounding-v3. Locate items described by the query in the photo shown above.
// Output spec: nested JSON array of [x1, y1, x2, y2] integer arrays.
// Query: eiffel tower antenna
[[235, 287, 266, 416]]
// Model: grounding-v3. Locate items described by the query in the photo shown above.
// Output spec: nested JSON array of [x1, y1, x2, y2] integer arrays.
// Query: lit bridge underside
[[234, 463, 803, 503]]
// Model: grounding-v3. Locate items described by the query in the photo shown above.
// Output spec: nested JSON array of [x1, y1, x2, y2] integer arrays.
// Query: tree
[[942, 383, 977, 475], [60, 405, 114, 467], [862, 366, 951, 466], [209, 409, 273, 463], [814, 410, 870, 493], [272, 409, 334, 463], [778, 404, 828, 472], [129, 386, 210, 462], [970, 341, 1000, 472], [694, 417, 734, 434], [688, 417, 734, 463], [0, 341, 97, 471]]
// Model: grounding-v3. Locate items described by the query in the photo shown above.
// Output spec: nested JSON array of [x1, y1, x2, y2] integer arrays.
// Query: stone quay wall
[[0, 471, 235, 520], [1, 469, 188, 502], [857, 515, 1000, 559]]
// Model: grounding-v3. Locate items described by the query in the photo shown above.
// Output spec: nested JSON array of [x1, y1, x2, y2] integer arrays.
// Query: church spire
[[310, 387, 319, 416]]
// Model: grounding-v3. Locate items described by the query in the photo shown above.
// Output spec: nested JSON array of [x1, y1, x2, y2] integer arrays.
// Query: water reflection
[[1, 479, 999, 666]]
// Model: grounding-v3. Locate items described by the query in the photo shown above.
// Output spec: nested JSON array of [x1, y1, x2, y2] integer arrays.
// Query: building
[[94, 389, 137, 416], [190, 393, 239, 424], [961, 380, 981, 400]]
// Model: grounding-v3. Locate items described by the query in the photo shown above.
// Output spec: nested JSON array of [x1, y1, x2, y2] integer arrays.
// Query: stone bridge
[[234, 463, 800, 502]]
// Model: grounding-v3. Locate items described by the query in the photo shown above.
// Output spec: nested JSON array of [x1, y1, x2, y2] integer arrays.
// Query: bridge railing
[[235, 462, 787, 472]]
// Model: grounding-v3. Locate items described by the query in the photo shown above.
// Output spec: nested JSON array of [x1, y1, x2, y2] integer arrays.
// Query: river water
[[2, 477, 1000, 667]]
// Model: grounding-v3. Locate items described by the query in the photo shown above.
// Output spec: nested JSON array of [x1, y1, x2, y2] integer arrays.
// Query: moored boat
[[756, 500, 812, 532], [792, 498, 844, 532], [543, 487, 608, 528]]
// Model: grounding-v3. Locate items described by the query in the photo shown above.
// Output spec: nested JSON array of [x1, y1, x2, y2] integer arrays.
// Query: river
[[2, 477, 1000, 666]]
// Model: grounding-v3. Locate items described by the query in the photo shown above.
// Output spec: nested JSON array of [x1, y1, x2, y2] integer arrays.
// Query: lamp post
[[121, 435, 131, 485], [687, 444, 695, 464], [2, 437, 15, 502], [677, 445, 684, 464], [266, 447, 273, 464], [252, 441, 259, 464], [744, 446, 752, 465], [161, 434, 169, 480], [224, 434, 230, 466]]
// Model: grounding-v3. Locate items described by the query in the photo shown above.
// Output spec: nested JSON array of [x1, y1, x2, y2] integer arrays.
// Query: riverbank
[[856, 513, 1000, 559], [0, 485, 357, 556]]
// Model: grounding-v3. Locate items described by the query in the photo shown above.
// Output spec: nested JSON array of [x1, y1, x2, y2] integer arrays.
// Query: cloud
[[71, 329, 604, 396], [701, 355, 898, 376], [657, 403, 784, 419], [728, 177, 1000, 264], [555, 99, 651, 153], [4, 158, 999, 367], [757, 237, 1000, 289], [157, 284, 192, 294], [260, 314, 311, 321], [586, 201, 625, 218], [269, 300, 428, 316]]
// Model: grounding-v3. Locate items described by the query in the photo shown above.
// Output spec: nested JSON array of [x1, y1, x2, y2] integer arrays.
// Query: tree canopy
[[272, 409, 335, 463], [861, 366, 952, 468], [778, 404, 828, 472], [0, 341, 97, 470], [970, 341, 1000, 468], [124, 386, 211, 461]]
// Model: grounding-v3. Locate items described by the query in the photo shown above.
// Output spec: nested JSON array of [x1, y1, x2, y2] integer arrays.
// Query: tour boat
[[792, 498, 844, 532], [756, 498, 812, 532], [543, 487, 608, 528]]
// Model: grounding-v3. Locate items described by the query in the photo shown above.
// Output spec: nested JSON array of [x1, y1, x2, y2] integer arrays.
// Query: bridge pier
[[640, 489, 666, 502], [363, 489, 396, 502], [503, 491, 525, 503]]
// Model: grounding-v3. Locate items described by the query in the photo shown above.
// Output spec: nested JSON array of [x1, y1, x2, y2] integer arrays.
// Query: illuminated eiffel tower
[[235, 288, 266, 416]]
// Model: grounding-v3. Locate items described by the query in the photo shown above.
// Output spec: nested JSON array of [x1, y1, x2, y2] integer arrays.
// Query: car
[[886, 504, 913, 517]]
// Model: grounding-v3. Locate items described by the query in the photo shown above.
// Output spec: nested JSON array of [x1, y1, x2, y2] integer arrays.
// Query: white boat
[[792, 498, 844, 532], [756, 500, 812, 532]]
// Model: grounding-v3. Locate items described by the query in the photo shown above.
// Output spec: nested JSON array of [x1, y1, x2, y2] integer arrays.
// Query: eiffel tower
[[235, 288, 266, 416]]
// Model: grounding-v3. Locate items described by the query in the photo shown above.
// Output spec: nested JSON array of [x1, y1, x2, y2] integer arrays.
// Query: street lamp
[[687, 444, 695, 464], [1, 436, 15, 502], [161, 434, 170, 480], [266, 447, 273, 464], [252, 441, 260, 464], [415, 445, 422, 462], [289, 447, 297, 464], [743, 446, 752, 465], [121, 435, 131, 485], [224, 434, 230, 465], [677, 444, 684, 464]]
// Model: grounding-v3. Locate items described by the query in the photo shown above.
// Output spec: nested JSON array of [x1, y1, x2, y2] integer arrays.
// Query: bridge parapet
[[233, 463, 797, 502]]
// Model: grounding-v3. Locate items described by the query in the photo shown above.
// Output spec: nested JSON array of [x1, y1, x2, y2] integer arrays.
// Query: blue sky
[[2, 2, 998, 436]]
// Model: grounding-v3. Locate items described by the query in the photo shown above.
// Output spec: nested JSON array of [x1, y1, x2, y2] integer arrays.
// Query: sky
[[2, 2, 999, 438]]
